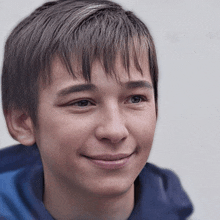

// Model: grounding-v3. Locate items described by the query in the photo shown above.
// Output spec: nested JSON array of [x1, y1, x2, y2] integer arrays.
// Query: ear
[[5, 109, 36, 146]]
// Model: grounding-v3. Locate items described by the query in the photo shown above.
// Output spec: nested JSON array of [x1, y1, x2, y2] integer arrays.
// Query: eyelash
[[126, 95, 148, 104], [66, 95, 148, 108], [67, 99, 95, 107]]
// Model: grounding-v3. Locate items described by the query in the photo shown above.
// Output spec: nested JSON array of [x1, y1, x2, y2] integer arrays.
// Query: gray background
[[1, 0, 220, 219]]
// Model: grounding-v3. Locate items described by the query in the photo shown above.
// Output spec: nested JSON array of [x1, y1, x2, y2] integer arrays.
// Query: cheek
[[129, 111, 156, 153], [37, 109, 90, 142], [35, 111, 96, 163], [130, 107, 156, 135], [35, 115, 90, 177]]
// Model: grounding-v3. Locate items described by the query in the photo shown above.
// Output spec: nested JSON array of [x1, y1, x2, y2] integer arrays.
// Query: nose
[[95, 104, 129, 144]]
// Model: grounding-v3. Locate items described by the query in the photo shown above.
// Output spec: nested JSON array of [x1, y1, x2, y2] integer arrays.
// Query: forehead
[[46, 53, 151, 88], [91, 57, 151, 85]]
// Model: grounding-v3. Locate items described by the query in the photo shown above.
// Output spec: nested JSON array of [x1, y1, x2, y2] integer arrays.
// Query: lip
[[84, 153, 133, 170]]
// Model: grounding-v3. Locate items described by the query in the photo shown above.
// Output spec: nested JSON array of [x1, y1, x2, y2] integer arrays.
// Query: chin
[[89, 178, 134, 199]]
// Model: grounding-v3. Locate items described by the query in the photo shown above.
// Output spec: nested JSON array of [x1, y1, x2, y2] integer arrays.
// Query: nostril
[[95, 109, 129, 143], [95, 124, 129, 144], [100, 130, 128, 144]]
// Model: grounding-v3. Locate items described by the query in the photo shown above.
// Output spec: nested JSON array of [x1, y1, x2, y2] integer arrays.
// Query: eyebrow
[[57, 84, 97, 97], [124, 80, 153, 89], [57, 80, 152, 97]]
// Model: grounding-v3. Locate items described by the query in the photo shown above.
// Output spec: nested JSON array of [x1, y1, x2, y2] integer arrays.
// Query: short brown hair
[[1, 0, 158, 125]]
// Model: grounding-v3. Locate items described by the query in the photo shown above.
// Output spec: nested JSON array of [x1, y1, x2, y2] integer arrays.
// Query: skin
[[33, 55, 157, 220]]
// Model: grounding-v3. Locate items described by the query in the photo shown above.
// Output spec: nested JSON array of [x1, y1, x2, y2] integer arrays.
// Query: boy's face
[[34, 55, 156, 198]]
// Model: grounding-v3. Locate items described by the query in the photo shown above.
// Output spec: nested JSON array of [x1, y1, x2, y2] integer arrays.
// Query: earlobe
[[5, 109, 36, 146]]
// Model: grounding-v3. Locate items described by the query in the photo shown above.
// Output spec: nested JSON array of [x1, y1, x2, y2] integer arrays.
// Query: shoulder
[[131, 163, 193, 219], [142, 163, 193, 209], [142, 163, 184, 189], [0, 144, 40, 173], [0, 144, 49, 220]]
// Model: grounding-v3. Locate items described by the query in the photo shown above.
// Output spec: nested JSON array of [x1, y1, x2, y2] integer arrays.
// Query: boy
[[0, 0, 193, 219]]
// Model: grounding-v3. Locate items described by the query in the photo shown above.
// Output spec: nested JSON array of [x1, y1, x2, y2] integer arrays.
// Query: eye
[[128, 95, 147, 104], [68, 99, 95, 107]]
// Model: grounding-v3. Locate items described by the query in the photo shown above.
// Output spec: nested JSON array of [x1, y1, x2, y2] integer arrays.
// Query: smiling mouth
[[85, 153, 132, 161], [83, 153, 133, 169]]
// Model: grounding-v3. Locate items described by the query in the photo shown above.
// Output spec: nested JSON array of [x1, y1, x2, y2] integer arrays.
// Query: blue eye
[[130, 96, 142, 103], [129, 95, 146, 104], [71, 100, 94, 107]]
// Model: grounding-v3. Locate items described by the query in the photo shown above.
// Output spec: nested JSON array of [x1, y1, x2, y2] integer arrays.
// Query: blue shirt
[[0, 144, 193, 219]]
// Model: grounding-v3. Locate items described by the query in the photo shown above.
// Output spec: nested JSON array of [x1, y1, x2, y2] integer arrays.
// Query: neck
[[43, 176, 135, 220]]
